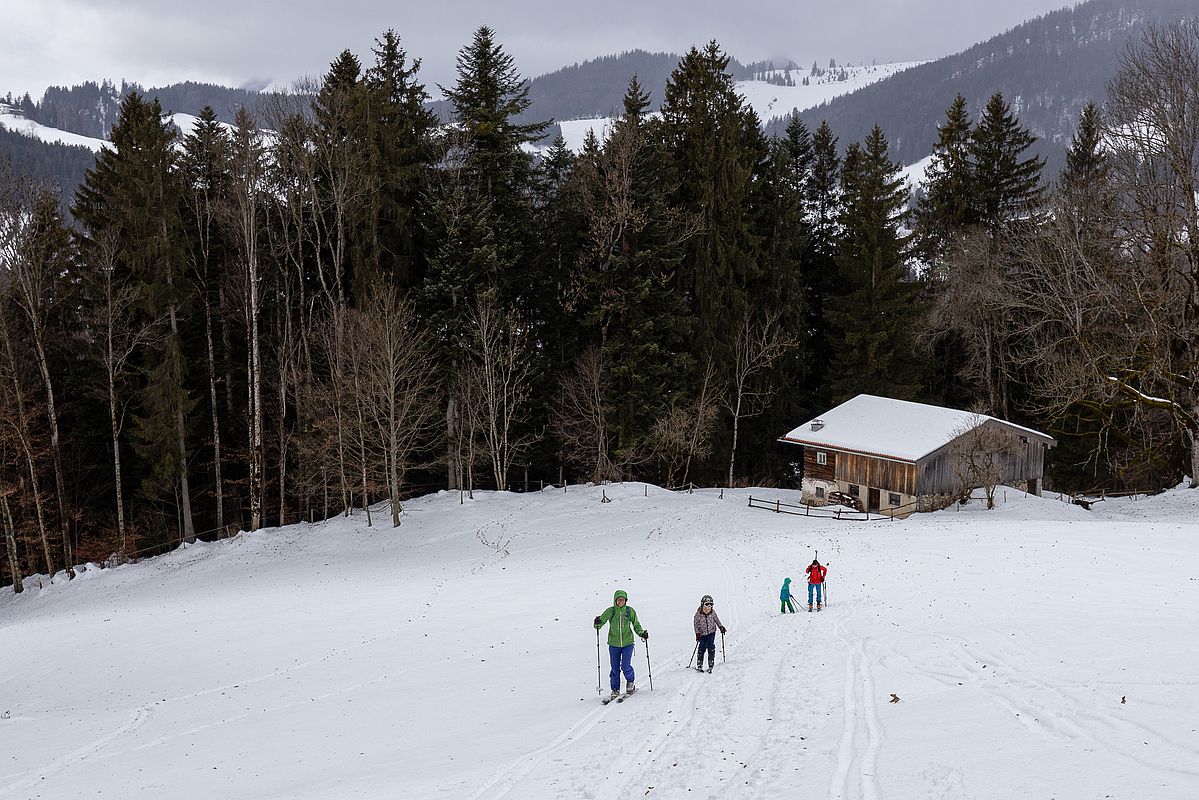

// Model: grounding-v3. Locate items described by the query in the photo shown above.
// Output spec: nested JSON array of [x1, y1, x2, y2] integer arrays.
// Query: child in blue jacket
[[780, 577, 796, 613]]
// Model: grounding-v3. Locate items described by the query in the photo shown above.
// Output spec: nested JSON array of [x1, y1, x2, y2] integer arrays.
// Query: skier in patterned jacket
[[594, 589, 648, 700], [692, 594, 726, 673]]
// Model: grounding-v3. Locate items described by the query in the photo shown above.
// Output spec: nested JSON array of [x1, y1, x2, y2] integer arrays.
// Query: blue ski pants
[[808, 583, 823, 605], [698, 632, 716, 666], [609, 644, 635, 690]]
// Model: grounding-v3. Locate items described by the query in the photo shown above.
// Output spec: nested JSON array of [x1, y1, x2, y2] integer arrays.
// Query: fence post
[[775, 499, 780, 513], [805, 503, 810, 516], [720, 488, 724, 500]]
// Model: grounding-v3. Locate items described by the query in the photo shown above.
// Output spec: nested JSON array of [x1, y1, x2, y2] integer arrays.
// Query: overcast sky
[[4, 1, 1074, 100]]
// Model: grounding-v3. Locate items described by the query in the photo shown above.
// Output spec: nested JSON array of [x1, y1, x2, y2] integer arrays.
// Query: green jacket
[[595, 589, 645, 647]]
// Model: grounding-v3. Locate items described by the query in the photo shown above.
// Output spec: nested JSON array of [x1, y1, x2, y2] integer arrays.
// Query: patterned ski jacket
[[595, 590, 645, 648], [693, 608, 725, 637]]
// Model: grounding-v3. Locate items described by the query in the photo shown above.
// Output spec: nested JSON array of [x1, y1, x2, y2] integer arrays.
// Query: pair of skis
[[602, 687, 637, 705]]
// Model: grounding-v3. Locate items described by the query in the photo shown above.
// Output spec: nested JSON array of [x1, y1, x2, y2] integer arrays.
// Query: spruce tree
[[800, 120, 842, 407], [439, 26, 549, 315], [825, 126, 921, 403], [970, 92, 1044, 229], [571, 77, 693, 467], [914, 94, 976, 261], [311, 49, 370, 308], [656, 41, 768, 374], [741, 113, 814, 478], [74, 92, 199, 542], [1060, 101, 1107, 201], [179, 105, 233, 537], [364, 30, 437, 292]]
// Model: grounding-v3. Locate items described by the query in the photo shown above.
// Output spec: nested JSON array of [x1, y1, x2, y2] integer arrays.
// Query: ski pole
[[686, 641, 698, 669], [721, 630, 726, 663], [645, 637, 654, 691], [596, 627, 602, 695]]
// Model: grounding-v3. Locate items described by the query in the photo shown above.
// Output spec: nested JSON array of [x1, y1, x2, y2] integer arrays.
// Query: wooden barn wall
[[803, 446, 836, 482], [916, 422, 1048, 495], [834, 453, 917, 495]]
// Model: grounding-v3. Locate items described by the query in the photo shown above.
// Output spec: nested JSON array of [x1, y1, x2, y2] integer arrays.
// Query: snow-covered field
[[2, 482, 1197, 799]]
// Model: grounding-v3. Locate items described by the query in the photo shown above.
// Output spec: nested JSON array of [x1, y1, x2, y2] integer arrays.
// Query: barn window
[[1020, 436, 1029, 444], [816, 451, 827, 465], [848, 484, 859, 497], [815, 486, 826, 498], [889, 493, 901, 506]]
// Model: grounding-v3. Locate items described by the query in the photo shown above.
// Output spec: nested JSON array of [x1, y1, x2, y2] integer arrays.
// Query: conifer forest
[[2, 24, 1198, 587]]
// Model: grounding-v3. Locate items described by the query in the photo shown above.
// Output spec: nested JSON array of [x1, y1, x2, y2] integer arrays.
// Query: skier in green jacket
[[593, 589, 648, 700]]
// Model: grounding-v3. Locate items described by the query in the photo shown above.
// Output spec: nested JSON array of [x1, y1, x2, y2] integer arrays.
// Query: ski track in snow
[[830, 605, 882, 800], [4, 484, 1199, 798], [471, 498, 865, 800]]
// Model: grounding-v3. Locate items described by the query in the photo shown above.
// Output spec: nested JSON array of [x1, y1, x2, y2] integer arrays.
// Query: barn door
[[867, 487, 880, 512]]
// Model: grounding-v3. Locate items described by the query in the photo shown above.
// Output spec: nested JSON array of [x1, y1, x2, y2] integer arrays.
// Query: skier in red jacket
[[805, 558, 827, 612]]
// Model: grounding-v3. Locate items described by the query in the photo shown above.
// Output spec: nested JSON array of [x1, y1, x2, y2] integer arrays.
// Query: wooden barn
[[778, 395, 1055, 514]]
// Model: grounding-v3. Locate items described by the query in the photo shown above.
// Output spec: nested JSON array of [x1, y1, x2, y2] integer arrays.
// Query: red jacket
[[806, 564, 827, 584]]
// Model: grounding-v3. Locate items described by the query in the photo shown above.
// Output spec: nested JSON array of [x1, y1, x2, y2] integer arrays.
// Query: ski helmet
[[701, 594, 714, 605]]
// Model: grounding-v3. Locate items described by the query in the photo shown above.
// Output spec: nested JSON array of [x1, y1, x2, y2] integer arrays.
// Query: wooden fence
[[747, 495, 918, 521]]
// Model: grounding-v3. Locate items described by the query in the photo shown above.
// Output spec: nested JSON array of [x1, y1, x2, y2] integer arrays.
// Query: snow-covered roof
[[778, 394, 1054, 463]]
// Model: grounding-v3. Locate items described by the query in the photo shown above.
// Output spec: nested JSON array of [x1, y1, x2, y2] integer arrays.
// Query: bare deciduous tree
[[997, 23, 1199, 487], [924, 228, 1015, 418], [464, 293, 536, 491], [223, 108, 269, 530], [648, 360, 720, 488], [0, 312, 53, 575], [724, 311, 793, 487], [82, 232, 166, 553], [951, 416, 1015, 509], [552, 346, 616, 484], [356, 290, 441, 526], [0, 175, 74, 571]]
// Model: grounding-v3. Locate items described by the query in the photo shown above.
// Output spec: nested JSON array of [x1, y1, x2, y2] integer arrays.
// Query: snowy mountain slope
[[736, 62, 924, 124], [2, 483, 1197, 799], [550, 62, 923, 155], [0, 104, 108, 151]]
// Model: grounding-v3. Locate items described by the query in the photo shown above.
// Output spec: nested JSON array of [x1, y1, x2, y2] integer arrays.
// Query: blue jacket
[[780, 578, 793, 600]]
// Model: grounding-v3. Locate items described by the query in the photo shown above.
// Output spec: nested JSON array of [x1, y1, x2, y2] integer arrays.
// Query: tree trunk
[[167, 292, 196, 544], [29, 328, 72, 572], [107, 372, 128, 553], [0, 310, 54, 575], [1189, 413, 1199, 489], [727, 392, 743, 489], [278, 363, 288, 528], [389, 389, 401, 528], [2, 494, 24, 593], [446, 395, 460, 490], [248, 270, 263, 532], [204, 297, 224, 534]]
